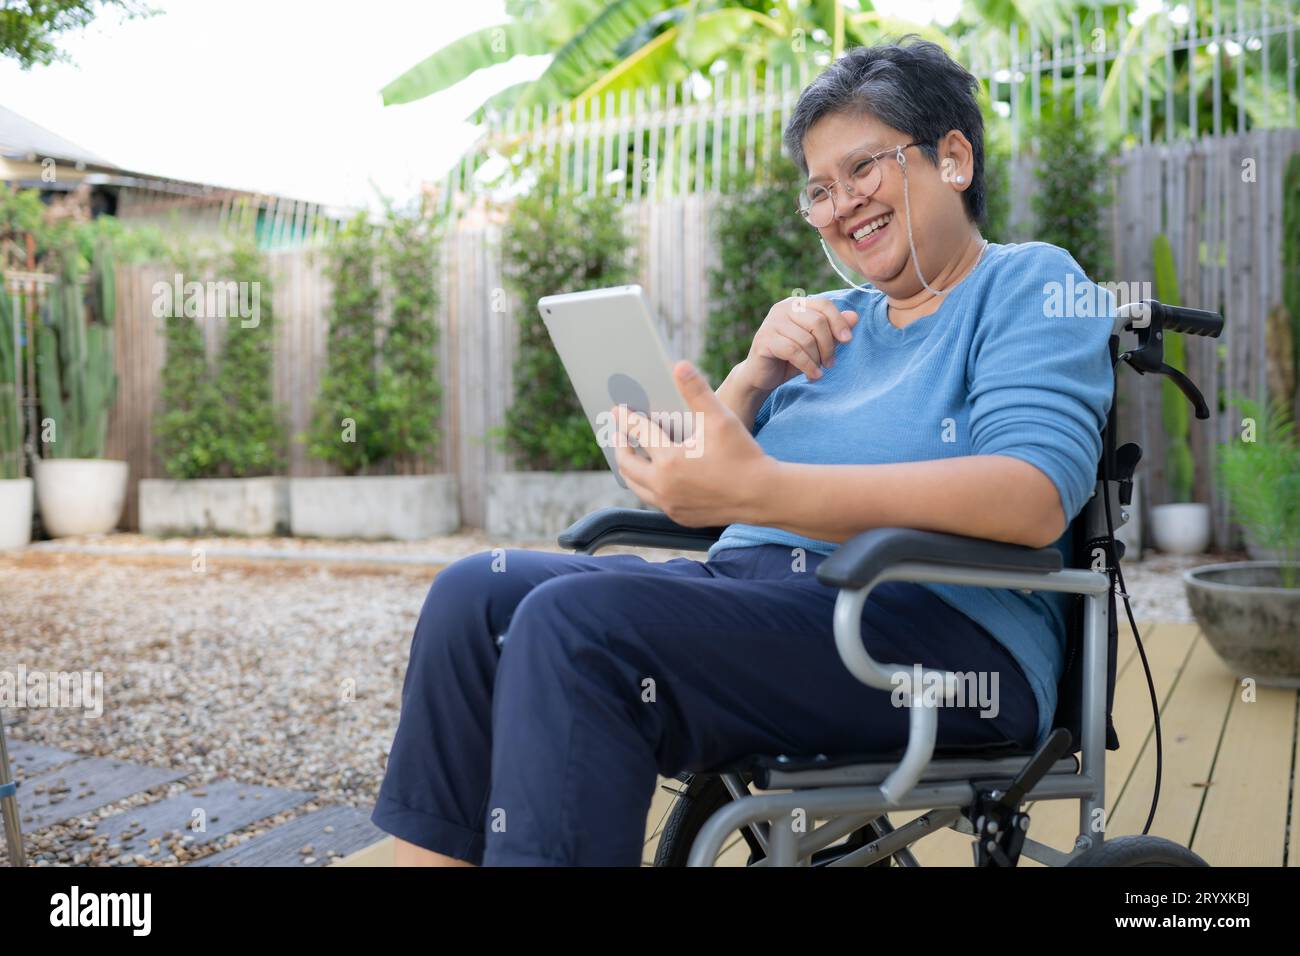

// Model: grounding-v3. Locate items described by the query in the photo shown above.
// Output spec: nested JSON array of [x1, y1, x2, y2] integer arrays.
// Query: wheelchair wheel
[[653, 774, 763, 867], [1065, 836, 1209, 867], [652, 773, 891, 867]]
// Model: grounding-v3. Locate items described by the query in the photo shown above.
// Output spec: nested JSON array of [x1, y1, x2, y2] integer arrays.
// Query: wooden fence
[[1109, 126, 1300, 548], [106, 130, 1296, 544]]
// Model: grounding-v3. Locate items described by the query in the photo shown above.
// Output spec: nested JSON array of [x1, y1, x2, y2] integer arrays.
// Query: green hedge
[[213, 240, 285, 476], [156, 240, 287, 478], [1030, 104, 1113, 280], [1283, 152, 1300, 414], [306, 213, 386, 474], [305, 205, 443, 475], [500, 160, 636, 471], [155, 247, 221, 479], [699, 158, 840, 387], [376, 201, 442, 465]]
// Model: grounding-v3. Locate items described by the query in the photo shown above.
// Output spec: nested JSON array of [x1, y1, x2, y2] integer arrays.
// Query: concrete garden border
[[289, 475, 459, 540], [139, 477, 289, 536], [485, 471, 642, 542], [0, 477, 33, 548]]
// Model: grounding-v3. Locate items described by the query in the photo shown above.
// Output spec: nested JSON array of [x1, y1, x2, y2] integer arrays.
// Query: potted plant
[[1185, 397, 1300, 684], [1245, 155, 1300, 562], [1148, 234, 1211, 554], [139, 239, 290, 536], [32, 238, 128, 537], [292, 205, 458, 540], [0, 274, 32, 548]]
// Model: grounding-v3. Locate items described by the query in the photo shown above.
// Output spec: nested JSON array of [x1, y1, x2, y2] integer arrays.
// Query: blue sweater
[[709, 241, 1115, 746]]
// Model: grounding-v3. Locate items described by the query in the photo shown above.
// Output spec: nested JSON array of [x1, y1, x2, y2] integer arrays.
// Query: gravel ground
[[1109, 548, 1242, 624], [29, 529, 570, 562], [0, 549, 440, 865], [0, 534, 1235, 865], [29, 531, 1235, 622]]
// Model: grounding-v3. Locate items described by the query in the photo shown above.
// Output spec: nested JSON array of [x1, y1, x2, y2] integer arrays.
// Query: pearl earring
[[955, 175, 966, 184]]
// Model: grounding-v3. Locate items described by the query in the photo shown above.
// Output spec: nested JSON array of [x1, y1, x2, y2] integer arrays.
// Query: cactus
[[35, 242, 118, 460], [1153, 233, 1194, 503], [0, 275, 22, 479]]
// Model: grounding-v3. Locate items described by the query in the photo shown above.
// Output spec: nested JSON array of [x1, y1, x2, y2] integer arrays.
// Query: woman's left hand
[[612, 360, 775, 527]]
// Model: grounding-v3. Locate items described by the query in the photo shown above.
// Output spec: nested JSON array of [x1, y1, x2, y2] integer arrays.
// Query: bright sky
[[0, 0, 961, 212]]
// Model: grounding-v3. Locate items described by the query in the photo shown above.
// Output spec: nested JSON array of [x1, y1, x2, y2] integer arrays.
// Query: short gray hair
[[783, 37, 987, 225]]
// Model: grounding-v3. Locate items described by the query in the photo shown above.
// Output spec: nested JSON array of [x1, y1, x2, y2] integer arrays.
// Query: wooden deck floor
[[639, 621, 1298, 867]]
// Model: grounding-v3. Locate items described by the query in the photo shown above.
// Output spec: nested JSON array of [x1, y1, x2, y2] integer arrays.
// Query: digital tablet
[[537, 285, 695, 488]]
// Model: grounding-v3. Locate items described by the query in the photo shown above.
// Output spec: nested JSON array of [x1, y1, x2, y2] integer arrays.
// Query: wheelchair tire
[[653, 774, 762, 867], [652, 773, 891, 867], [1064, 836, 1209, 867]]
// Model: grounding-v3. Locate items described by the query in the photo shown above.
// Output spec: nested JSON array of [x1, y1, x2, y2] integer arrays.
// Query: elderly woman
[[371, 37, 1114, 867]]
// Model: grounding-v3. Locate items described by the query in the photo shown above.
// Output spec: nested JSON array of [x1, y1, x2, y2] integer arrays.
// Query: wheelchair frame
[[559, 299, 1223, 868], [564, 510, 1111, 868]]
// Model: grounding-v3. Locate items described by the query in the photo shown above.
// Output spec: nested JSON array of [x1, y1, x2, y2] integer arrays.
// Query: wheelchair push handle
[[1159, 303, 1224, 338], [1115, 299, 1224, 421], [1115, 299, 1224, 337]]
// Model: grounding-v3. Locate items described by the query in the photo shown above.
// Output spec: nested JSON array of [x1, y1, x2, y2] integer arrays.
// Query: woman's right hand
[[735, 296, 859, 394]]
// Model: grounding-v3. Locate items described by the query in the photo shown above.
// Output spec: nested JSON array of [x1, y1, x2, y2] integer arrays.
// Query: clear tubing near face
[[817, 145, 951, 297]]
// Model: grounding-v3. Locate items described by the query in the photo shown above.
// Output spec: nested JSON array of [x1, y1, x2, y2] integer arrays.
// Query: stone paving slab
[[192, 804, 383, 867], [88, 780, 315, 861], [17, 757, 188, 832], [4, 738, 82, 779]]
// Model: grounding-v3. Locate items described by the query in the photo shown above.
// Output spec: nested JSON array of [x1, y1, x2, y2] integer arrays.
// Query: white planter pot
[[486, 471, 643, 541], [1150, 502, 1212, 556], [0, 477, 34, 549], [289, 475, 460, 540], [139, 477, 289, 536], [34, 459, 128, 537]]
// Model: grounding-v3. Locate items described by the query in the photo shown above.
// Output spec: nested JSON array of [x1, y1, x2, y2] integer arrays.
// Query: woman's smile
[[848, 211, 894, 251]]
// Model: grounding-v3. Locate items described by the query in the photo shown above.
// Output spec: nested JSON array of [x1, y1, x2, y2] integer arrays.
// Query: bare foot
[[393, 838, 475, 867]]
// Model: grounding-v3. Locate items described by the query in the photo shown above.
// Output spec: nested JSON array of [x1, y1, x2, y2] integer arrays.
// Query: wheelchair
[[559, 298, 1224, 867]]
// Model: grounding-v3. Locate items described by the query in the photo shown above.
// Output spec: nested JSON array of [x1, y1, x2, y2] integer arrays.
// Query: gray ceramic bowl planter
[[1184, 562, 1300, 686]]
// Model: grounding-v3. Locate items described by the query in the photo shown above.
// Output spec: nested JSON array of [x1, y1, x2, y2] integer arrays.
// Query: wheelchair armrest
[[818, 527, 1065, 805], [816, 527, 1063, 590], [557, 508, 728, 554]]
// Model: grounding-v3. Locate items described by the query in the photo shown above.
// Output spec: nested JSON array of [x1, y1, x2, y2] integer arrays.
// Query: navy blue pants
[[370, 544, 1038, 866]]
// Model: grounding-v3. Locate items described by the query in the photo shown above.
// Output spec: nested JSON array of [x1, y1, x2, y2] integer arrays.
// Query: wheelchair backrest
[[1052, 334, 1126, 754]]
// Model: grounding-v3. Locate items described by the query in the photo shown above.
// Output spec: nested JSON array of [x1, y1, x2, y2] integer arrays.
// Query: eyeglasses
[[797, 141, 925, 229]]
